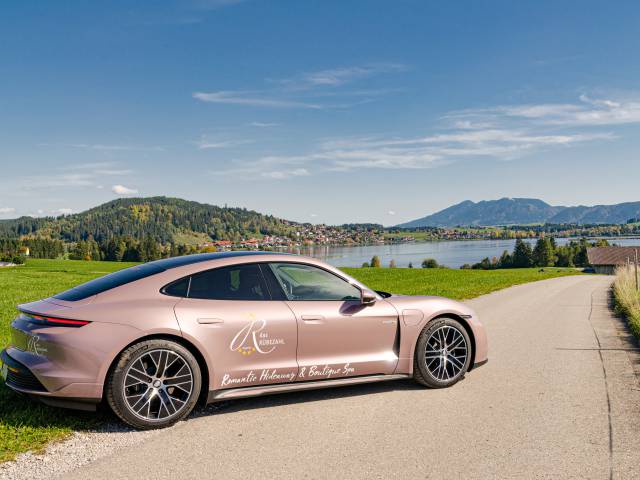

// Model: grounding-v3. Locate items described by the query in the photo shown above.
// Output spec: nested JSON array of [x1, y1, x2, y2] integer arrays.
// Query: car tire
[[106, 339, 202, 430], [413, 317, 472, 388]]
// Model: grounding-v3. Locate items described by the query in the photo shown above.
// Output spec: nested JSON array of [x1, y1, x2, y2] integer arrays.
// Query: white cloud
[[261, 168, 310, 179], [193, 91, 322, 109], [17, 162, 134, 190], [41, 144, 164, 152], [249, 122, 280, 128], [24, 173, 97, 188], [192, 0, 246, 9], [453, 94, 640, 127], [212, 122, 612, 178], [0, 207, 16, 215], [196, 137, 254, 149], [276, 63, 408, 90], [112, 185, 139, 195], [209, 93, 623, 179], [60, 162, 134, 176], [388, 211, 396, 216], [194, 63, 407, 110]]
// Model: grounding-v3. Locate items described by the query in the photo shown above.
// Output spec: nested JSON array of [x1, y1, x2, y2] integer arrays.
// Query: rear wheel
[[414, 318, 471, 388], [106, 339, 202, 429]]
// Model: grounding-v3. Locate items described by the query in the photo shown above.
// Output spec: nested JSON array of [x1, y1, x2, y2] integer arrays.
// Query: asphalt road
[[25, 275, 640, 479]]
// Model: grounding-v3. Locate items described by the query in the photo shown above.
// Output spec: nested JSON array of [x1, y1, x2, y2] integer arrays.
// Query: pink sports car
[[1, 252, 488, 429]]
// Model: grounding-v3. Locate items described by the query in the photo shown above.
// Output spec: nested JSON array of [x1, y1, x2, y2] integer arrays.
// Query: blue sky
[[1, 0, 639, 225]]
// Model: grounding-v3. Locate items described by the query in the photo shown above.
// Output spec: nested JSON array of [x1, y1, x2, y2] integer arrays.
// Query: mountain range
[[1, 197, 639, 244], [397, 198, 640, 228]]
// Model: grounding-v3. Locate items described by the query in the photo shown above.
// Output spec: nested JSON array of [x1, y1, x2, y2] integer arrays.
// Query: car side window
[[188, 263, 268, 301], [161, 277, 190, 297], [268, 263, 360, 301]]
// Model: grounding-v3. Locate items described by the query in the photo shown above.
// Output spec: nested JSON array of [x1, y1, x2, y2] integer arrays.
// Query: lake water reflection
[[283, 237, 640, 268]]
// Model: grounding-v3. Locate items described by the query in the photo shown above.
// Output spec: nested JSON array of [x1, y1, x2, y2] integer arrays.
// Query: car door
[[265, 262, 399, 381], [173, 263, 298, 390]]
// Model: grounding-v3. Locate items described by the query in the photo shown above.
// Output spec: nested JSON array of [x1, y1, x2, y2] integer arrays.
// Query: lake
[[284, 237, 640, 268]]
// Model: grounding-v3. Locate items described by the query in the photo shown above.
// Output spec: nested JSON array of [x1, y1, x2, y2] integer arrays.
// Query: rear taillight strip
[[20, 311, 90, 327]]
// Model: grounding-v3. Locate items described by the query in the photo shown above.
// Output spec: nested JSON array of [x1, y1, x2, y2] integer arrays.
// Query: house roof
[[587, 246, 640, 266]]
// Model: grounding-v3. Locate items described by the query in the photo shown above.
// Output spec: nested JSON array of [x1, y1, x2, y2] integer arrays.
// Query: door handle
[[301, 315, 325, 322], [197, 318, 224, 324]]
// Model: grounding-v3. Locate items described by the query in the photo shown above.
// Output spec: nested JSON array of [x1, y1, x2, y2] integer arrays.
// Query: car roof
[[145, 251, 293, 271], [50, 251, 296, 302]]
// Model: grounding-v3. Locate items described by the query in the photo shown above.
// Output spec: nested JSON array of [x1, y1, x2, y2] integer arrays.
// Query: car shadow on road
[[192, 378, 428, 419], [0, 377, 430, 435]]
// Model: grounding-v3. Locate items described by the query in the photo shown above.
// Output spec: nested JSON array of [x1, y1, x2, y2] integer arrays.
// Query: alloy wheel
[[424, 325, 468, 382], [123, 349, 194, 421]]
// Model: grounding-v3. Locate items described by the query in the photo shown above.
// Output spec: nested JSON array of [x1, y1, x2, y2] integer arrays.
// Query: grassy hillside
[[0, 259, 582, 462]]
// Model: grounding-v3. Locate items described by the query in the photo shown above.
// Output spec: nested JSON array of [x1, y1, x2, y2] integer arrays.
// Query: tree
[[472, 257, 493, 270], [497, 250, 512, 268], [422, 258, 439, 268], [532, 238, 555, 267], [512, 239, 533, 268], [573, 239, 589, 267], [408, 262, 413, 268], [370, 255, 381, 268], [389, 259, 397, 268], [555, 246, 575, 267], [361, 262, 370, 268], [139, 237, 161, 262]]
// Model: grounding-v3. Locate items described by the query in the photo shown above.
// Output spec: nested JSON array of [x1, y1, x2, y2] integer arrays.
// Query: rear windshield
[[53, 263, 166, 301]]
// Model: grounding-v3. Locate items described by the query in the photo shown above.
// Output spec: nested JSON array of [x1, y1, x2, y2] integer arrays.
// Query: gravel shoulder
[[2, 275, 639, 480]]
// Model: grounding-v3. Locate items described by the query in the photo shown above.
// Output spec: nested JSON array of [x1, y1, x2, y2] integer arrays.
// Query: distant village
[[200, 221, 640, 251], [200, 224, 391, 251]]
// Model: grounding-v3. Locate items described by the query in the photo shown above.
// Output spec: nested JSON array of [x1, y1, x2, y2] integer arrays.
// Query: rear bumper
[[3, 316, 143, 409], [1, 348, 100, 410]]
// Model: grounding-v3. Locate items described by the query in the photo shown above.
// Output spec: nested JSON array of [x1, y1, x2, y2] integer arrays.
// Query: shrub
[[422, 258, 439, 269], [613, 265, 640, 339], [370, 255, 381, 268], [389, 259, 397, 268], [361, 262, 370, 268]]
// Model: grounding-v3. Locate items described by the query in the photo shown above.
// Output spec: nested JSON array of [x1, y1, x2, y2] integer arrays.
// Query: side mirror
[[360, 289, 377, 306]]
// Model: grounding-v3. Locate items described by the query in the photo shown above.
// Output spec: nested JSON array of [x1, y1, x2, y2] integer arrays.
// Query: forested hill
[[0, 197, 294, 244]]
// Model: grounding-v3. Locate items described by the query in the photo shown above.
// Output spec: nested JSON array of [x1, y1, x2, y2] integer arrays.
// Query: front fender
[[383, 296, 487, 375]]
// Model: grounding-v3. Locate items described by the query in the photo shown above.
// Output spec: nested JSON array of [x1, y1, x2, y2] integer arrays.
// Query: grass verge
[[1, 259, 582, 462], [344, 266, 583, 300], [613, 265, 640, 339], [0, 259, 135, 463]]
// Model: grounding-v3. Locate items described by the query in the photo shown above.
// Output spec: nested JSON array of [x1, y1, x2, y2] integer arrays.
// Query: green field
[[344, 266, 582, 299], [0, 259, 136, 463], [0, 259, 582, 462]]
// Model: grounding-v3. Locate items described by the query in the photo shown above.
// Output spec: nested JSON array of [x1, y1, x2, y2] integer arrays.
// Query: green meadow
[[0, 258, 582, 462], [343, 266, 582, 299]]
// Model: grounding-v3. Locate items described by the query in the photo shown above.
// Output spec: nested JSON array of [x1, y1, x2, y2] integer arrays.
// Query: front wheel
[[414, 318, 472, 388], [106, 339, 202, 429]]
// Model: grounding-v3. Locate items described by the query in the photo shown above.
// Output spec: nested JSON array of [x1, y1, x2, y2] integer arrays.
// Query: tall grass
[[613, 265, 640, 338]]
